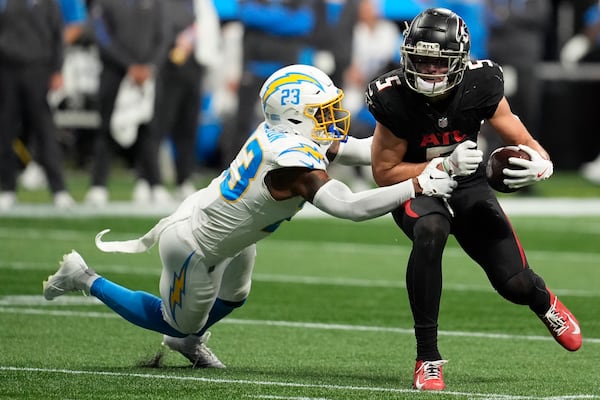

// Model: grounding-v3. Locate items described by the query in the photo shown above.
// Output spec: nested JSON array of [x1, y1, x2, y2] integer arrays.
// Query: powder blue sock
[[90, 277, 185, 337], [196, 298, 246, 336]]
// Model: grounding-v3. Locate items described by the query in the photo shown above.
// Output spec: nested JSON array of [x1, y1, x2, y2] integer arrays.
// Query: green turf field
[[0, 213, 598, 400], [11, 167, 600, 203]]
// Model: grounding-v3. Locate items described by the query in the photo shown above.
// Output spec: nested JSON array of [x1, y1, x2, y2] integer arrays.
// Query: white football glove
[[442, 140, 483, 176], [503, 144, 554, 189], [417, 158, 457, 199]]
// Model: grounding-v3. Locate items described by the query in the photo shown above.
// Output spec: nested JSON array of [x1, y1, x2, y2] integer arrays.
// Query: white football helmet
[[259, 64, 350, 143]]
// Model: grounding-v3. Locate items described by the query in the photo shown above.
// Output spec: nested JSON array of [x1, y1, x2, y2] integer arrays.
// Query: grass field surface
[[0, 210, 599, 399], [10, 167, 600, 204]]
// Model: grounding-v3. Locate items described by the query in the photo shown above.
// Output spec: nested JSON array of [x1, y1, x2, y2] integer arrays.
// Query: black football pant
[[0, 63, 68, 193], [89, 64, 122, 187], [391, 181, 550, 360], [140, 60, 203, 186], [90, 63, 156, 187]]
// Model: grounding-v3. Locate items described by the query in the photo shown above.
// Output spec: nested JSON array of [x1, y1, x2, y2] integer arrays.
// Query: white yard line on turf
[[0, 366, 598, 400], [0, 306, 599, 345], [248, 397, 598, 400], [1, 198, 600, 218], [3, 254, 599, 296], [246, 395, 333, 400]]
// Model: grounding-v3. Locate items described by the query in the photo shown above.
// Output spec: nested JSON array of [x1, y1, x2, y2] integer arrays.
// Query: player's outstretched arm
[[327, 136, 373, 166], [310, 159, 456, 222], [371, 122, 432, 185]]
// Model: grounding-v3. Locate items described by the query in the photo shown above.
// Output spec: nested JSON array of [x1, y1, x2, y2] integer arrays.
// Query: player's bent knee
[[219, 279, 252, 302], [221, 298, 246, 308], [496, 269, 545, 305], [173, 298, 246, 335], [413, 214, 450, 245], [174, 316, 210, 335]]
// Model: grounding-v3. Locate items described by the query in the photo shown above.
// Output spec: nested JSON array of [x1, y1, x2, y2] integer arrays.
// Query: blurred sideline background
[[7, 0, 600, 211]]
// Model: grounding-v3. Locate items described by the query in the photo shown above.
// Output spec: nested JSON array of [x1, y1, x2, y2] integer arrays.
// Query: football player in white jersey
[[42, 64, 456, 368]]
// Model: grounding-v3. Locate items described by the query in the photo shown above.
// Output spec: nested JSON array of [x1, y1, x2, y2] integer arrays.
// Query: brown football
[[485, 146, 531, 193]]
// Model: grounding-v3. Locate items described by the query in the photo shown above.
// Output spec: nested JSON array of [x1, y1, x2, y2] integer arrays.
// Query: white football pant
[[158, 218, 255, 334]]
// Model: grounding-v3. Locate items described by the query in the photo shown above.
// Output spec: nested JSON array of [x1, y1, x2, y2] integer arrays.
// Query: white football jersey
[[94, 122, 330, 259], [189, 122, 329, 260]]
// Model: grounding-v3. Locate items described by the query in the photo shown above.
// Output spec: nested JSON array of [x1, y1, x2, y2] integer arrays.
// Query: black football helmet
[[401, 8, 471, 97]]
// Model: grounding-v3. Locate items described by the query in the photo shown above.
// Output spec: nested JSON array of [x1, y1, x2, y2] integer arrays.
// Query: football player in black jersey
[[366, 8, 582, 391]]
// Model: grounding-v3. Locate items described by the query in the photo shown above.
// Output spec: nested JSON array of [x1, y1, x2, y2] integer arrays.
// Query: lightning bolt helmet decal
[[259, 64, 351, 144]]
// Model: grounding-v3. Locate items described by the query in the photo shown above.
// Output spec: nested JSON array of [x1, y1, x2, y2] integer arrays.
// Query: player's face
[[310, 100, 350, 141], [315, 107, 331, 123], [316, 107, 338, 134], [412, 56, 449, 82]]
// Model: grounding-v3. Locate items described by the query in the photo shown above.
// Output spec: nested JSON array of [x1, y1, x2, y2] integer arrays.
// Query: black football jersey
[[366, 59, 504, 166]]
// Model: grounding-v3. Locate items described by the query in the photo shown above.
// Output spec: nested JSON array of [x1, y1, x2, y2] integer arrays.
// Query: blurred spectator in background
[[51, 0, 101, 172], [0, 0, 75, 211], [217, 0, 318, 168], [344, 0, 400, 134], [561, 1, 600, 65], [60, 0, 88, 45], [561, 1, 600, 184], [139, 0, 221, 202], [16, 0, 88, 194], [434, 0, 486, 59], [342, 0, 400, 190], [16, 0, 91, 194], [84, 0, 168, 206], [311, 0, 360, 88], [480, 0, 550, 162], [377, 0, 486, 60]]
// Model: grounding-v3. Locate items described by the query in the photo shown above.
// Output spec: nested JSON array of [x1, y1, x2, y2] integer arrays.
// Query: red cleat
[[539, 290, 582, 351], [413, 360, 447, 391]]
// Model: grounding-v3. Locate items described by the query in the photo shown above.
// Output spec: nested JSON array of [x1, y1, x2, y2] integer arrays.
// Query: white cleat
[[132, 180, 152, 204], [162, 332, 225, 368], [581, 158, 600, 185], [43, 250, 98, 300], [84, 186, 109, 207], [177, 181, 196, 200], [19, 161, 48, 190], [0, 191, 17, 211], [151, 185, 173, 205], [53, 191, 76, 209]]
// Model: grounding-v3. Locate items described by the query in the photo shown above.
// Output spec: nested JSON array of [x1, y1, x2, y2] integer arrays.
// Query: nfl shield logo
[[438, 117, 448, 128]]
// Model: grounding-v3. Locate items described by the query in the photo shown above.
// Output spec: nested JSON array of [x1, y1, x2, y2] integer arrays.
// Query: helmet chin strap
[[327, 123, 342, 138], [415, 76, 449, 95]]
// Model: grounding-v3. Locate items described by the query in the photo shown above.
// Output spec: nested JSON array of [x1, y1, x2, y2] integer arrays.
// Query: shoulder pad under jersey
[[272, 134, 328, 170], [460, 59, 504, 111], [365, 68, 406, 130], [366, 69, 403, 109]]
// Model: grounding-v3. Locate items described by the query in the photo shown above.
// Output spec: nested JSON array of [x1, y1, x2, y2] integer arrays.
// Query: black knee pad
[[497, 269, 547, 306], [220, 298, 246, 308]]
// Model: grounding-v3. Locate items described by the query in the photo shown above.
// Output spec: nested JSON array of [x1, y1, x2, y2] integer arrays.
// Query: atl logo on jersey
[[421, 130, 467, 147], [422, 130, 469, 160]]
